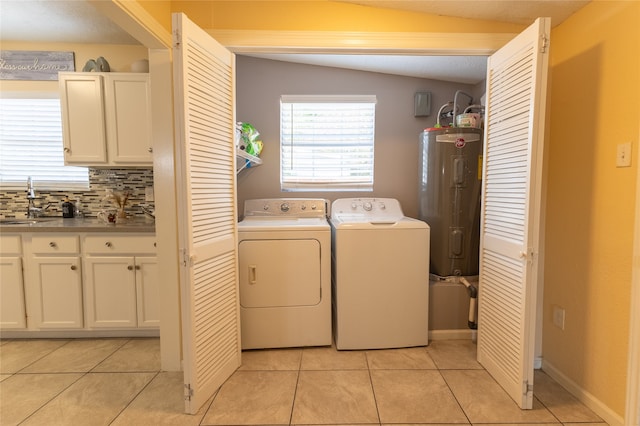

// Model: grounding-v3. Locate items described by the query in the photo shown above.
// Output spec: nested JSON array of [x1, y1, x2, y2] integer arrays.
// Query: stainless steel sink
[[0, 218, 57, 225]]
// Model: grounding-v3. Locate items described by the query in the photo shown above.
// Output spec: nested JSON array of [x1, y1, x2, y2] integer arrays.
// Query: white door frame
[[626, 140, 640, 426], [92, 6, 640, 420]]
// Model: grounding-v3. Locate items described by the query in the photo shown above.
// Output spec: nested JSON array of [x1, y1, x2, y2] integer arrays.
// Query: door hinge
[[173, 29, 181, 49], [540, 34, 549, 53], [181, 249, 196, 267], [184, 383, 193, 401]]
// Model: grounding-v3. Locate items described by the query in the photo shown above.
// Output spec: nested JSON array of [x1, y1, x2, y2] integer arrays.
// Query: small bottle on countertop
[[62, 196, 74, 218], [74, 198, 83, 218]]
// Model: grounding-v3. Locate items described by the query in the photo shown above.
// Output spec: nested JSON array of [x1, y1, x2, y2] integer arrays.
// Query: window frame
[[0, 92, 89, 191], [280, 94, 376, 192]]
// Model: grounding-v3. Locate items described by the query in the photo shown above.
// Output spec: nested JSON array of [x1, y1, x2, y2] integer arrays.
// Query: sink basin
[[0, 218, 57, 225]]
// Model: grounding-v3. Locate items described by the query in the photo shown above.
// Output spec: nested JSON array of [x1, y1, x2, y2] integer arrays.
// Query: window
[[0, 96, 89, 190], [280, 95, 376, 191]]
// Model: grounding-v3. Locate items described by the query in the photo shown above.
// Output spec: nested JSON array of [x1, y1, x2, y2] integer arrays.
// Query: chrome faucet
[[27, 176, 36, 199], [26, 177, 50, 218]]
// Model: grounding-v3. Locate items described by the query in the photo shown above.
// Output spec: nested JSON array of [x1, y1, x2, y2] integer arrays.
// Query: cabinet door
[[0, 257, 26, 329], [32, 256, 83, 329], [135, 256, 159, 328], [59, 73, 107, 165], [104, 74, 153, 165], [84, 256, 137, 328]]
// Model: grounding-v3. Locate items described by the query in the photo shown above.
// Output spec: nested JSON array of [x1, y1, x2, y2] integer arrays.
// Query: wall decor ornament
[[0, 50, 75, 80]]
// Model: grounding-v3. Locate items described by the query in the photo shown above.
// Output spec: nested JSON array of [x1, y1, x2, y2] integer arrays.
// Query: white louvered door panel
[[172, 13, 241, 414], [477, 17, 550, 409]]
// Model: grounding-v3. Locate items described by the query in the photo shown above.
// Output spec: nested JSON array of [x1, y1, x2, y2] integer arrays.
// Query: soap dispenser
[[62, 196, 75, 218]]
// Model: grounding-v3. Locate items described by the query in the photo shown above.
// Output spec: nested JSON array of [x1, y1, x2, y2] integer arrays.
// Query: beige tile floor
[[0, 337, 608, 426]]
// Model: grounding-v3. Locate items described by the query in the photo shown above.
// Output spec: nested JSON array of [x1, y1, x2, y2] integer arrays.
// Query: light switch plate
[[617, 142, 632, 167], [145, 186, 155, 202]]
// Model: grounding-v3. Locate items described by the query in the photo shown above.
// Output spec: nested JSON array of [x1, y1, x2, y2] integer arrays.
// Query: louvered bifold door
[[172, 13, 241, 414], [477, 17, 550, 409]]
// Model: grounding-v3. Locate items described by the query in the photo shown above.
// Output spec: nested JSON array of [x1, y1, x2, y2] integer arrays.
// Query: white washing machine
[[237, 198, 331, 349], [331, 198, 430, 350]]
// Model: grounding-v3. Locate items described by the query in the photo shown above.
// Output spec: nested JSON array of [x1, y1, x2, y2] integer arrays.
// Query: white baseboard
[[534, 356, 543, 369], [542, 360, 625, 426], [429, 329, 476, 341]]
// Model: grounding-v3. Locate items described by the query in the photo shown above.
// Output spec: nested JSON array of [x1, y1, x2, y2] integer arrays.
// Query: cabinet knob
[[127, 265, 134, 271], [49, 242, 57, 248], [64, 147, 70, 153], [70, 265, 77, 271], [148, 147, 153, 153], [105, 242, 112, 248], [135, 265, 141, 270]]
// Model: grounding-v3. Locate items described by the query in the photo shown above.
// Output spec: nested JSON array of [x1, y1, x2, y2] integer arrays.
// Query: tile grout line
[[16, 368, 87, 425], [107, 370, 161, 426], [364, 350, 383, 426]]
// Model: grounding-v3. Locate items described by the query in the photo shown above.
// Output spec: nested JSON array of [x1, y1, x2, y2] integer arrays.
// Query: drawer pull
[[49, 242, 57, 248], [105, 242, 113, 248], [135, 265, 141, 270], [127, 265, 134, 271], [70, 265, 77, 271], [148, 147, 153, 153]]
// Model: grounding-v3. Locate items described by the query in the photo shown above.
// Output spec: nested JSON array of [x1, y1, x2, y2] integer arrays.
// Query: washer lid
[[238, 217, 329, 231]]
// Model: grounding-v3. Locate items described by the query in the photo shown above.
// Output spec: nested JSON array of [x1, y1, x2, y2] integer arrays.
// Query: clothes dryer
[[237, 198, 331, 349], [330, 198, 430, 350]]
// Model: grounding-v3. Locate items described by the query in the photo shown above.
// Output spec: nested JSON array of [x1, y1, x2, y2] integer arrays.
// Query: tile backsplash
[[0, 168, 154, 219]]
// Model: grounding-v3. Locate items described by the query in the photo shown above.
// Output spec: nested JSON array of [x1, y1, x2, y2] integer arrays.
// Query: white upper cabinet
[[59, 72, 153, 167]]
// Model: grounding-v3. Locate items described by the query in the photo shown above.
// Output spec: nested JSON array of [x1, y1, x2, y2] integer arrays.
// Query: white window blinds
[[280, 95, 376, 191], [0, 97, 89, 190]]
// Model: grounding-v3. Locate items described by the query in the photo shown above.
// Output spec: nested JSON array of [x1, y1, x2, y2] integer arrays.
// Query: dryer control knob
[[379, 202, 386, 210], [363, 201, 373, 211], [351, 202, 358, 210], [263, 204, 269, 211], [301, 205, 307, 210], [280, 203, 290, 212]]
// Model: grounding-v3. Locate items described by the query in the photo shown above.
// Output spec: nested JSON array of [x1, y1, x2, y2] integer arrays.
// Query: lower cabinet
[[0, 231, 157, 335], [32, 256, 84, 328], [30, 235, 83, 329], [0, 235, 26, 329], [83, 235, 158, 329]]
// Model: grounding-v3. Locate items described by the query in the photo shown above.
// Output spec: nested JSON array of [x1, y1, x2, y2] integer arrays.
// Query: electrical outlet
[[616, 142, 632, 167], [552, 305, 565, 330]]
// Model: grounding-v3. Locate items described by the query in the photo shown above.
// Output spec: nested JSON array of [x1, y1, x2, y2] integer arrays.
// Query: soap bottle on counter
[[62, 197, 74, 218]]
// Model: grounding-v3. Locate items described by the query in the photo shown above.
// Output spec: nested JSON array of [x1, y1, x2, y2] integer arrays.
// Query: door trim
[[626, 139, 640, 425]]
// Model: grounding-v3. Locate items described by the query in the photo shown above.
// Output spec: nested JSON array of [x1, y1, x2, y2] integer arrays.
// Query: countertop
[[0, 217, 155, 233]]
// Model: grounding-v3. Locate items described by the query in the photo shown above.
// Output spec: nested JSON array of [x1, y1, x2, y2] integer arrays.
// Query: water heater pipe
[[459, 276, 478, 330], [436, 101, 454, 127], [452, 90, 474, 127]]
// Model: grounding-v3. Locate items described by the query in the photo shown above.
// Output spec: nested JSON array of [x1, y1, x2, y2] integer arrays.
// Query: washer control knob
[[363, 201, 373, 211], [311, 204, 317, 210], [263, 204, 269, 211], [301, 204, 307, 210], [379, 202, 386, 210], [280, 203, 290, 212], [351, 202, 358, 210]]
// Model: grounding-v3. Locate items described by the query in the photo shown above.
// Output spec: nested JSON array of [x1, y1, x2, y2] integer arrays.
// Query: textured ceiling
[[0, 0, 590, 84]]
